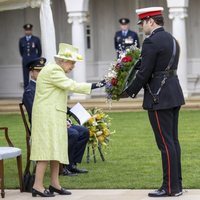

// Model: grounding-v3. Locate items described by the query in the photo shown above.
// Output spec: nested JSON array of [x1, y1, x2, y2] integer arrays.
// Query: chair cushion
[[0, 147, 21, 160]]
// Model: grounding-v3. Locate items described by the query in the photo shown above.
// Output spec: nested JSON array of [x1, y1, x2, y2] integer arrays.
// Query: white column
[[68, 12, 88, 99], [168, 5, 188, 97], [40, 0, 56, 62]]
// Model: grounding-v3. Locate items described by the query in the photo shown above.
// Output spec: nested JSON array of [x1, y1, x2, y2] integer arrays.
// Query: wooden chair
[[0, 127, 23, 198], [19, 103, 36, 192], [19, 103, 31, 170]]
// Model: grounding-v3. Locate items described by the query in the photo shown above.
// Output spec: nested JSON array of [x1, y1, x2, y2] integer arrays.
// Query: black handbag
[[23, 170, 35, 192], [23, 161, 36, 192]]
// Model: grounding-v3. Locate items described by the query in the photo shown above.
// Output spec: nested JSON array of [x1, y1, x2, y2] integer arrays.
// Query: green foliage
[[0, 110, 200, 189], [105, 45, 141, 100]]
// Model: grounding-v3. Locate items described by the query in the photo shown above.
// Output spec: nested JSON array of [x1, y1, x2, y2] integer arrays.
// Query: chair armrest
[[0, 127, 14, 147]]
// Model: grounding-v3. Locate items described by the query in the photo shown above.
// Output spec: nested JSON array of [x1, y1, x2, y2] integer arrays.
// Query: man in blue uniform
[[19, 24, 42, 89], [124, 7, 185, 197], [114, 18, 140, 58], [64, 118, 89, 175], [22, 57, 46, 123]]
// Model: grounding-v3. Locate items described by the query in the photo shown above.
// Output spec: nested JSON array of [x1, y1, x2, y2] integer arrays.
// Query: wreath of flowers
[[84, 108, 115, 149], [105, 45, 141, 100]]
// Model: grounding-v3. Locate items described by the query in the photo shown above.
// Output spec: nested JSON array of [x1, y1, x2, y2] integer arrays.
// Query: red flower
[[122, 55, 132, 63], [111, 78, 118, 86]]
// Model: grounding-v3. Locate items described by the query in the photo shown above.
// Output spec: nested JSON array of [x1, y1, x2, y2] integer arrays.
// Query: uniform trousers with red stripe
[[148, 106, 182, 194]]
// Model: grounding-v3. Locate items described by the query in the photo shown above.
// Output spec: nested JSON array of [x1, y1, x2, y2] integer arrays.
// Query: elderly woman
[[30, 43, 105, 197]]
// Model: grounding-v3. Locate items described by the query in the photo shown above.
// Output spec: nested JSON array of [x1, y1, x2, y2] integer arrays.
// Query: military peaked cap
[[27, 57, 46, 71], [23, 23, 33, 30], [119, 18, 130, 25], [136, 7, 164, 24]]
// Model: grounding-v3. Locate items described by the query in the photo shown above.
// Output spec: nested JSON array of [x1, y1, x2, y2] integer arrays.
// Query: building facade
[[0, 0, 199, 98]]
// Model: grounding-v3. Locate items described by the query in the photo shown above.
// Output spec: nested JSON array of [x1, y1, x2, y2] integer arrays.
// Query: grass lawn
[[0, 110, 200, 189]]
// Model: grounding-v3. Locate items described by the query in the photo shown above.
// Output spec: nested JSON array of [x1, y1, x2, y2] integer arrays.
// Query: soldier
[[22, 57, 46, 124], [124, 7, 185, 197], [19, 24, 42, 89], [114, 18, 140, 58]]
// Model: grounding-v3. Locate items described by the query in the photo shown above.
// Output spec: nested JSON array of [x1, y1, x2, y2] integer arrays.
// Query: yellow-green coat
[[30, 63, 91, 164]]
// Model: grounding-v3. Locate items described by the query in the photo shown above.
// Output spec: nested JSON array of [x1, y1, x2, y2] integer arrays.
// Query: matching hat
[[136, 7, 164, 24], [23, 23, 33, 30], [119, 18, 130, 25], [54, 43, 83, 62], [27, 57, 46, 71]]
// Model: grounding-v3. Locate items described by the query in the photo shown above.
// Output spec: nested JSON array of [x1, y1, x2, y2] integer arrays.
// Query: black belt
[[152, 70, 177, 78]]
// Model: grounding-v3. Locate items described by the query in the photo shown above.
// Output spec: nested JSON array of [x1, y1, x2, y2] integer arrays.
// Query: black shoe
[[32, 188, 55, 197], [49, 185, 71, 195], [148, 189, 183, 197], [148, 189, 168, 197], [62, 168, 78, 176], [170, 191, 183, 197], [68, 165, 88, 174]]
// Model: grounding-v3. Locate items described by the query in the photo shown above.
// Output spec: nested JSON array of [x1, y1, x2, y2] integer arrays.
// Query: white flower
[[107, 70, 117, 79], [96, 131, 103, 136], [92, 121, 98, 126], [119, 52, 126, 59]]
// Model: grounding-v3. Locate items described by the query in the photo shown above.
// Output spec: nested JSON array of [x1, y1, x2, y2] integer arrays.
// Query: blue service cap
[[119, 18, 130, 25], [23, 23, 33, 30], [26, 57, 46, 71]]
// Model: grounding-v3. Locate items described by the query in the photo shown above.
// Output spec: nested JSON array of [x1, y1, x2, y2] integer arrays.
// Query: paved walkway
[[3, 189, 200, 200]]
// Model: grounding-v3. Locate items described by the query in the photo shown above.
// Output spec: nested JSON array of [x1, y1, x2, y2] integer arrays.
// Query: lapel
[[125, 30, 129, 37], [22, 36, 27, 42]]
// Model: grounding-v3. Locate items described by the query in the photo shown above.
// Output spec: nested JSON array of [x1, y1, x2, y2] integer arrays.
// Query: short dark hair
[[151, 15, 164, 26]]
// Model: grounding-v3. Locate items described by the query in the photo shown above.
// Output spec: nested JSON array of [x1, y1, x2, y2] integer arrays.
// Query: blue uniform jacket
[[19, 35, 42, 65], [22, 80, 36, 123], [126, 27, 185, 110], [114, 30, 140, 52]]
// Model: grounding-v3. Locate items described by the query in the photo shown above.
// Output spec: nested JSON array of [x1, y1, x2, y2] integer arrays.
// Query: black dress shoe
[[62, 168, 78, 176], [68, 165, 88, 174], [49, 185, 71, 195], [170, 191, 183, 197], [148, 189, 183, 197], [32, 188, 55, 197], [148, 189, 168, 197]]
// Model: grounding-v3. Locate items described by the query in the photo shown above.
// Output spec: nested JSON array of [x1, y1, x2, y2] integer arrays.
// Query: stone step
[[0, 97, 200, 113]]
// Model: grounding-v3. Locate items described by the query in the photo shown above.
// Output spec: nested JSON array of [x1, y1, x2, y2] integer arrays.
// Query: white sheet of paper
[[70, 103, 91, 125]]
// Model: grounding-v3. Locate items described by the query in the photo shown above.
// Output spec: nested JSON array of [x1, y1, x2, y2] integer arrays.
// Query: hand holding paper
[[69, 103, 91, 125]]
